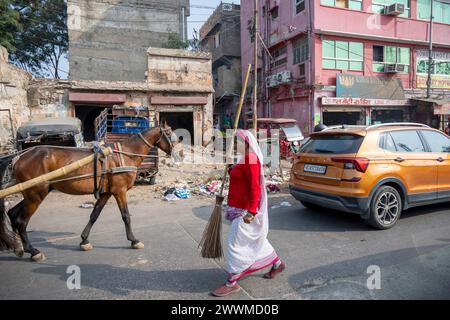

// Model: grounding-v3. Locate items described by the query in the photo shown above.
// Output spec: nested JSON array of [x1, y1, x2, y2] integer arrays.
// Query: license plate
[[303, 164, 327, 174]]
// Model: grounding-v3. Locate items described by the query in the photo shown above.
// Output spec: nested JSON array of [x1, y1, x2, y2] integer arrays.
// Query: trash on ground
[[266, 183, 281, 193], [163, 187, 190, 200], [80, 202, 95, 209], [206, 180, 222, 194], [164, 194, 179, 201], [271, 201, 292, 209]]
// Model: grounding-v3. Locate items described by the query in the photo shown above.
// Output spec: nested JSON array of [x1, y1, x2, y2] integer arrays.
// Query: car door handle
[[437, 157, 445, 162], [394, 157, 404, 162]]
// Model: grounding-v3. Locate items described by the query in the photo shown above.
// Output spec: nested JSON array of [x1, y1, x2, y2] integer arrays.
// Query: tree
[[164, 32, 189, 50], [8, 0, 68, 79], [0, 0, 21, 53]]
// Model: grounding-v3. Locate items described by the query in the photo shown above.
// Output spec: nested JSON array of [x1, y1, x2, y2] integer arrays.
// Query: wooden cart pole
[[219, 64, 252, 195], [0, 147, 113, 198], [252, 0, 259, 132]]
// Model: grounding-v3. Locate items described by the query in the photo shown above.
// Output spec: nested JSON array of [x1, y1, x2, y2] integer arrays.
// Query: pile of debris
[[148, 158, 291, 201]]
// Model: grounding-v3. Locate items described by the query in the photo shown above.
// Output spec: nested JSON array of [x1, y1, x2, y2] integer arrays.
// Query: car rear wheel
[[368, 186, 402, 230], [300, 200, 322, 211]]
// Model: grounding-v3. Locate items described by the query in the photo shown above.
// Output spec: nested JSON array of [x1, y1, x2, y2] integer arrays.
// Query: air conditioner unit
[[384, 64, 405, 73], [222, 3, 233, 11], [384, 3, 405, 15], [277, 71, 293, 84], [266, 75, 278, 88]]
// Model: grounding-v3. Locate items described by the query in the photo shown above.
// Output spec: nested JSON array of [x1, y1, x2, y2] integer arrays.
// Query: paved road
[[1, 188, 449, 300]]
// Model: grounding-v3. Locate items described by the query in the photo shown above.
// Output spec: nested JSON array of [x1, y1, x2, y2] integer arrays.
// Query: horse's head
[[156, 120, 178, 156]]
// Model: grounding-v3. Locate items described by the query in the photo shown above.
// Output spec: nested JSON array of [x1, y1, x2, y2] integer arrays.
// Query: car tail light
[[331, 157, 370, 173]]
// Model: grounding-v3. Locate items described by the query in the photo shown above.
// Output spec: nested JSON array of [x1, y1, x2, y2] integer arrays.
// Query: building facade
[[241, 0, 450, 136], [0, 46, 213, 148], [199, 2, 242, 130], [67, 0, 190, 82], [69, 48, 214, 146]]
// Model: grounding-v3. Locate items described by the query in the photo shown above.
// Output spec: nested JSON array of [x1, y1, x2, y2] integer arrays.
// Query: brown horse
[[0, 123, 176, 261]]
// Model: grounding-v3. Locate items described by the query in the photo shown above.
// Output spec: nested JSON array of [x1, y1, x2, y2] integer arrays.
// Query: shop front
[[321, 97, 410, 126], [410, 98, 450, 130], [320, 74, 410, 126]]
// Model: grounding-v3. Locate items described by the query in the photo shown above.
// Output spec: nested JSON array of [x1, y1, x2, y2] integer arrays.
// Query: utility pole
[[252, 0, 259, 132], [426, 0, 434, 98]]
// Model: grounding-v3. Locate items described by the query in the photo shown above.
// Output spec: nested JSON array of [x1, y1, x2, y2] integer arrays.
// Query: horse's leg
[[113, 191, 144, 249], [80, 193, 111, 251], [15, 187, 49, 261], [7, 200, 26, 257]]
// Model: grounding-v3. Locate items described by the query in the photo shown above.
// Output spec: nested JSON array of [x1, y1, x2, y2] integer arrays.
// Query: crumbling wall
[[0, 46, 32, 146], [147, 48, 213, 92], [147, 48, 214, 146], [28, 79, 71, 119], [67, 0, 190, 81]]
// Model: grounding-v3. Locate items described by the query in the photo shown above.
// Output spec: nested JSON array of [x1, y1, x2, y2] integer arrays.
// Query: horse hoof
[[14, 248, 24, 258], [31, 252, 46, 262], [80, 243, 93, 251], [131, 242, 144, 249]]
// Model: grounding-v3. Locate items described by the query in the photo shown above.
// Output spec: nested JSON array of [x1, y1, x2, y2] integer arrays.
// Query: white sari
[[225, 130, 279, 282]]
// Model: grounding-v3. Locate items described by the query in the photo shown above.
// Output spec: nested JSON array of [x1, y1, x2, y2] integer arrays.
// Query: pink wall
[[314, 0, 450, 46], [240, 0, 450, 132]]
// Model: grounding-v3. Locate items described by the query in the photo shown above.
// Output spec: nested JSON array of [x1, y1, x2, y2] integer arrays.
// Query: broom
[[199, 64, 252, 259]]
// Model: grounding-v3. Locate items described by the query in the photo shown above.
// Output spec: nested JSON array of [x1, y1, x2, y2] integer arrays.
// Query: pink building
[[241, 0, 450, 135]]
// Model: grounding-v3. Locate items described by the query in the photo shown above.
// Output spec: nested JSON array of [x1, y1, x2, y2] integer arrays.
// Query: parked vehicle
[[95, 106, 158, 184], [247, 118, 304, 159], [289, 123, 450, 229], [16, 117, 84, 151]]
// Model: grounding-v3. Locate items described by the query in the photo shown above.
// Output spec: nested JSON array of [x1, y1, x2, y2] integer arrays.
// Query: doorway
[[75, 105, 109, 142], [323, 111, 363, 126], [159, 111, 194, 145]]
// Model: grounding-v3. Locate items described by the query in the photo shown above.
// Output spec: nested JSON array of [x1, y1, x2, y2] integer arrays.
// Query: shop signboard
[[336, 74, 405, 99], [322, 97, 410, 106], [416, 75, 450, 89]]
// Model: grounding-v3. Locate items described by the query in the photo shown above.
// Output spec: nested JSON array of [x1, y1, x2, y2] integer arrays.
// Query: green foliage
[[5, 0, 68, 79], [0, 0, 21, 53], [164, 33, 189, 50]]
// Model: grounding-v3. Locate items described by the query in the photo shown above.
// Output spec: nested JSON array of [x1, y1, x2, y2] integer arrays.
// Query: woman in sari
[[212, 129, 286, 297]]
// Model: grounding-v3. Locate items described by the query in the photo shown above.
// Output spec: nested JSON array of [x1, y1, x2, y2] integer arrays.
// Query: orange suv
[[289, 123, 450, 229]]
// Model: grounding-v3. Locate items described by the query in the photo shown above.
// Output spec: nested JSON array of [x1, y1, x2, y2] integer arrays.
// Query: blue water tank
[[111, 116, 149, 134]]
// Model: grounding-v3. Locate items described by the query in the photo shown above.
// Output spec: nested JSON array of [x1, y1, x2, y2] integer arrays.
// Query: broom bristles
[[199, 195, 224, 259]]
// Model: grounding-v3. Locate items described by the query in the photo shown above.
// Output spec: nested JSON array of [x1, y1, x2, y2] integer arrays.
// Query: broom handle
[[0, 147, 113, 198], [219, 64, 252, 196]]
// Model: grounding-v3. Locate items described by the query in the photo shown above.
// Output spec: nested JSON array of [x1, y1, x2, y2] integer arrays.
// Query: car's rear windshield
[[301, 134, 364, 154]]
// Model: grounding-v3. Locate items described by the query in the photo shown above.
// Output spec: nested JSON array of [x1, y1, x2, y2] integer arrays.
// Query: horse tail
[[0, 155, 15, 251]]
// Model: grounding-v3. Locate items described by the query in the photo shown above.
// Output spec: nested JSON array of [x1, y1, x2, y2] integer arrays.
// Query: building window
[[214, 33, 220, 48], [418, 0, 450, 24], [295, 0, 305, 14], [372, 45, 410, 73], [272, 46, 287, 60], [299, 63, 306, 76], [293, 37, 308, 64], [271, 57, 288, 68], [322, 40, 364, 71], [321, 0, 363, 11], [372, 0, 410, 18], [270, 46, 287, 68], [271, 6, 279, 19]]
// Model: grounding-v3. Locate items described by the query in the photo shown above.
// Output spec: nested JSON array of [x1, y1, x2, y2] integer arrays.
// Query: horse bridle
[[138, 126, 174, 155]]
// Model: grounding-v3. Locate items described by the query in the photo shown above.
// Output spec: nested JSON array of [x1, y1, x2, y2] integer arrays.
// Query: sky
[[58, 0, 241, 79]]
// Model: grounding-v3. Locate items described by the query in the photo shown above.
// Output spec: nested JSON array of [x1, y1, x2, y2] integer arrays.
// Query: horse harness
[[90, 127, 173, 199]]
